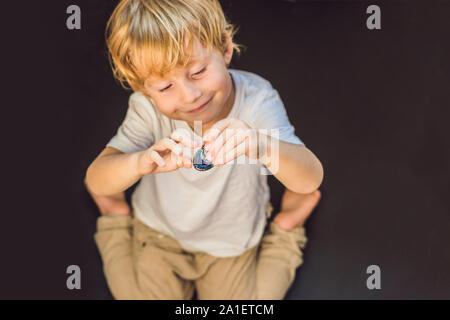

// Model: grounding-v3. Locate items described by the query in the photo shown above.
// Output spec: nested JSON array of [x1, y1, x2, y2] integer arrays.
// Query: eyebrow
[[186, 55, 206, 67], [148, 57, 207, 87]]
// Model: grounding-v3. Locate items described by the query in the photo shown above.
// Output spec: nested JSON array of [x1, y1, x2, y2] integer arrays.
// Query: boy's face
[[141, 37, 235, 132]]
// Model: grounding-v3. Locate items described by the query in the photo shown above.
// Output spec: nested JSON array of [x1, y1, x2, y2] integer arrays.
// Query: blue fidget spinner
[[193, 145, 214, 171]]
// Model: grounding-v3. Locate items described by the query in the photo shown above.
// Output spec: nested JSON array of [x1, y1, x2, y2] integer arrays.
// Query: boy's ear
[[223, 32, 234, 67]]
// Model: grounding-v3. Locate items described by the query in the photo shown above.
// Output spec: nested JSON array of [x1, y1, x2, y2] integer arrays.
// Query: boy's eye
[[158, 67, 206, 92], [159, 84, 171, 92], [193, 67, 206, 76]]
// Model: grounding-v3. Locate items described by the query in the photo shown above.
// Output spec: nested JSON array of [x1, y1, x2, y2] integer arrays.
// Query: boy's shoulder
[[230, 69, 274, 93], [128, 90, 154, 108], [124, 90, 164, 125], [128, 91, 163, 118], [229, 69, 278, 110]]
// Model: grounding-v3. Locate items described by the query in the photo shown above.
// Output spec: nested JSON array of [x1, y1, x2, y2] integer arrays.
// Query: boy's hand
[[202, 118, 260, 166], [137, 129, 203, 175]]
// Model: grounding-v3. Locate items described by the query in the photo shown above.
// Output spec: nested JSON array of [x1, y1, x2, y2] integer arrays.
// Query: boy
[[85, 0, 323, 300]]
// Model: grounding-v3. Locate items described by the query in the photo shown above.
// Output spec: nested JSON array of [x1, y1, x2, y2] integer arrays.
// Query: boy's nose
[[180, 81, 202, 107]]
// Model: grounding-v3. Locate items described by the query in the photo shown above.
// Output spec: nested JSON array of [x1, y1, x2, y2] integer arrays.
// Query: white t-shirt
[[106, 69, 305, 257]]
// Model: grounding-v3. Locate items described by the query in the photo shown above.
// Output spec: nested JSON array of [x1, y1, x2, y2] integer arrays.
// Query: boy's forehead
[[184, 38, 210, 62], [145, 43, 212, 84]]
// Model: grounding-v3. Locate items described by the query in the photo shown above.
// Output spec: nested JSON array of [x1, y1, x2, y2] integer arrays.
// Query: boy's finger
[[170, 129, 200, 148], [193, 137, 203, 147], [205, 128, 235, 158], [213, 130, 244, 161], [181, 145, 194, 159], [183, 137, 203, 149], [182, 156, 192, 168], [203, 119, 232, 143], [159, 138, 183, 155], [207, 118, 233, 135], [149, 149, 166, 167], [214, 141, 246, 166], [176, 155, 184, 168], [176, 146, 193, 168]]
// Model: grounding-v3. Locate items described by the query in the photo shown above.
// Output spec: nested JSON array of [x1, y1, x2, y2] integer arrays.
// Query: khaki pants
[[94, 202, 308, 300]]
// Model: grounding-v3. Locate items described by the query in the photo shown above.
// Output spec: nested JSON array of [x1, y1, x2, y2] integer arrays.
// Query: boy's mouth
[[187, 97, 213, 114]]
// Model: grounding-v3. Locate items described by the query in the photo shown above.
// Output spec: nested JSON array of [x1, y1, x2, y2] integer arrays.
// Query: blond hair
[[105, 0, 244, 92]]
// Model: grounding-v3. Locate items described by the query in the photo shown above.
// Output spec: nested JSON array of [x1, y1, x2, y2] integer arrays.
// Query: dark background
[[1, 0, 449, 299]]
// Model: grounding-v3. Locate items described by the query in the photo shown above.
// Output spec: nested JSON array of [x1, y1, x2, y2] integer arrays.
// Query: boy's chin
[[184, 109, 216, 123], [181, 102, 227, 127], [184, 114, 213, 126]]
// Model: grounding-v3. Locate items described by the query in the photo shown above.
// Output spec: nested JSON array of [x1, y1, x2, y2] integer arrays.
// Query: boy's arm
[[259, 133, 324, 194], [85, 146, 151, 196], [203, 117, 323, 194], [85, 130, 201, 196]]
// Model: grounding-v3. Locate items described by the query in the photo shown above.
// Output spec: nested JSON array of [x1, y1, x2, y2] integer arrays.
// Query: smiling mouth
[[188, 97, 212, 114]]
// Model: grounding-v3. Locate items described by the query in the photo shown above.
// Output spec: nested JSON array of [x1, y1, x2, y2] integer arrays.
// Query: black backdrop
[[1, 0, 449, 299]]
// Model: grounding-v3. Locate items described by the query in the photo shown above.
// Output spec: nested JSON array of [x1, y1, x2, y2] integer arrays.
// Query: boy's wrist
[[257, 132, 272, 166], [135, 150, 156, 176]]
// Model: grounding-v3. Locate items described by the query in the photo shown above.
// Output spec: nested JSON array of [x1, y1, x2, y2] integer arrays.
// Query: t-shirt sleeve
[[106, 92, 156, 154], [247, 84, 305, 147]]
